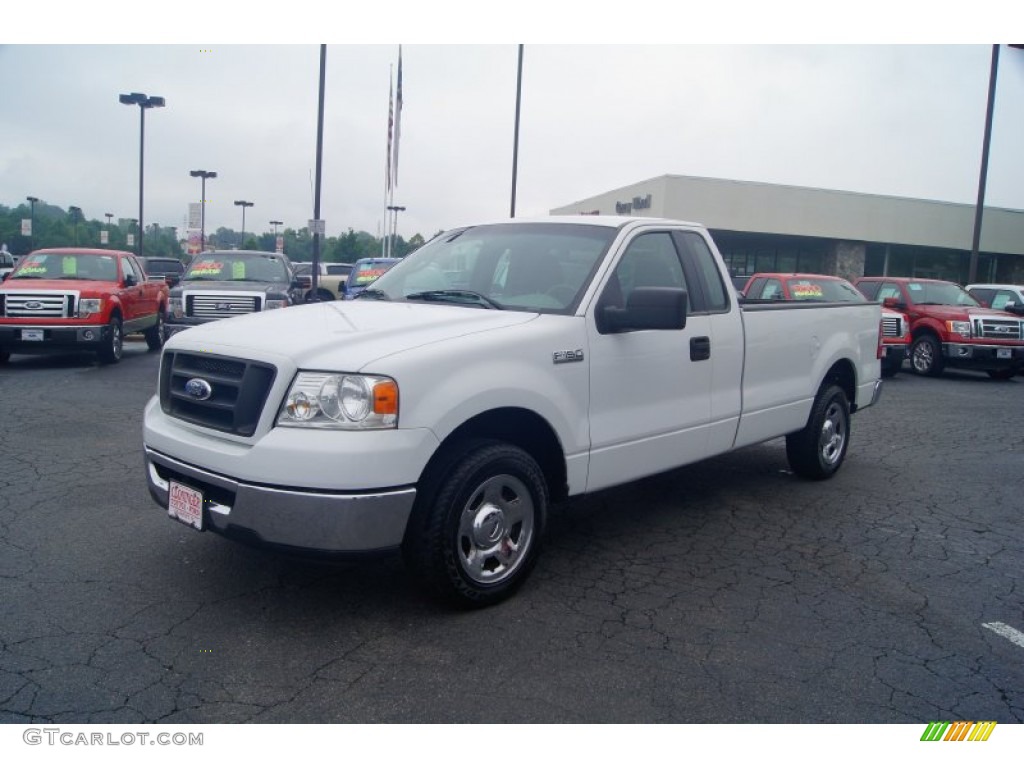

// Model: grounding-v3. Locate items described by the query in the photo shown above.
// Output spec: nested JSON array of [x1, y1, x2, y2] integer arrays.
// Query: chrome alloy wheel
[[819, 401, 847, 467], [912, 339, 934, 373], [456, 473, 535, 585]]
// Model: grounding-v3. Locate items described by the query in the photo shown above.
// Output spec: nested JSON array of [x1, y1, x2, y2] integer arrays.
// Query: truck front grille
[[974, 318, 1022, 340], [160, 351, 276, 437], [186, 294, 261, 319], [0, 292, 75, 318], [881, 316, 903, 338]]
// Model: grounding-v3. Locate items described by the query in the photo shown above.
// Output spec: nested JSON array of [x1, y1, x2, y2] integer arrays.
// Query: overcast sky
[[2, 9, 1023, 242]]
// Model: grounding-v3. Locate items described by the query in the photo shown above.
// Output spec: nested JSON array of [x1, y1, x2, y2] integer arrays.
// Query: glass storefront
[[711, 231, 828, 278]]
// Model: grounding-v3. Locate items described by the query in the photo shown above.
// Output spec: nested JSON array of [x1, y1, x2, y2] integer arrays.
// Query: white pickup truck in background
[[143, 216, 883, 607]]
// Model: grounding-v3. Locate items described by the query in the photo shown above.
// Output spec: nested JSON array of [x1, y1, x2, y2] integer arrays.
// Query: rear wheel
[[786, 384, 850, 480], [910, 335, 944, 377], [144, 311, 166, 351], [97, 316, 123, 364], [403, 440, 547, 608]]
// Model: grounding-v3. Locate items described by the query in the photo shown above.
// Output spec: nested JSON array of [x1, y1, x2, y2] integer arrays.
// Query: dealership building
[[551, 175, 1024, 285]]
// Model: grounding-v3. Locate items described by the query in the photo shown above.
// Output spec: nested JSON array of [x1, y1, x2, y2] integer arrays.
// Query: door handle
[[690, 336, 711, 361]]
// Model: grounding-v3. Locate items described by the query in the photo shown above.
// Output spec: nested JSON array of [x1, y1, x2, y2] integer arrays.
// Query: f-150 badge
[[553, 349, 584, 364]]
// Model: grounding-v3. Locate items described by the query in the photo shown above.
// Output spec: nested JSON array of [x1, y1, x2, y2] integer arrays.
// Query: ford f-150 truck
[[742, 272, 910, 377], [144, 217, 883, 607], [856, 277, 1024, 379], [166, 250, 304, 338], [0, 248, 168, 364]]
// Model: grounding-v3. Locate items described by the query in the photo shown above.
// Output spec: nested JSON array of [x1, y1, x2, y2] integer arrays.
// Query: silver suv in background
[[966, 284, 1024, 316]]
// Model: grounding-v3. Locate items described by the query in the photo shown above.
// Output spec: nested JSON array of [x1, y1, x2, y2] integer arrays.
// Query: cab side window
[[757, 278, 783, 300], [121, 257, 138, 284], [877, 283, 903, 303]]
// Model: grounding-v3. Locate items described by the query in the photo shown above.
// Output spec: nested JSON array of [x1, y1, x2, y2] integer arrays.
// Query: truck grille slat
[[881, 317, 902, 338], [160, 351, 276, 437]]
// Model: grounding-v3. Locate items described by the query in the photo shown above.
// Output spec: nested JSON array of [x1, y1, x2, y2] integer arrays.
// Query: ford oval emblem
[[25, 300, 43, 310], [216, 302, 232, 311], [184, 378, 213, 401]]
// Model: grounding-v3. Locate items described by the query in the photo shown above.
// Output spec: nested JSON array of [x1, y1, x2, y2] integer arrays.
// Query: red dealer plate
[[168, 480, 204, 530]]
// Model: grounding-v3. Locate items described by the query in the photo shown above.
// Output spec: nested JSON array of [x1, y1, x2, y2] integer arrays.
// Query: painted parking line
[[982, 622, 1024, 649]]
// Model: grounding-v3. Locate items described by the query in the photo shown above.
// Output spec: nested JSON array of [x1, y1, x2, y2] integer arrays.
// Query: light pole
[[270, 220, 283, 236], [127, 218, 138, 251], [189, 169, 217, 252], [68, 206, 82, 246], [387, 204, 405, 258], [119, 91, 165, 257], [104, 212, 113, 246], [26, 196, 39, 251], [270, 220, 284, 254], [234, 200, 253, 248]]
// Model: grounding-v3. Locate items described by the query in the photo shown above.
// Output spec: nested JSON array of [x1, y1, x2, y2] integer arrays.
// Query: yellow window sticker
[[232, 261, 246, 279], [62, 255, 78, 275]]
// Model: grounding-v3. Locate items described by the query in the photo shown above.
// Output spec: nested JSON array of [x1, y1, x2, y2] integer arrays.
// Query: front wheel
[[786, 384, 850, 480], [97, 316, 123, 364], [910, 335, 944, 377], [403, 440, 547, 608]]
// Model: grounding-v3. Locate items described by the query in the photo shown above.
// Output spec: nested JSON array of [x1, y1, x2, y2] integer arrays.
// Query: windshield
[[365, 223, 616, 312], [10, 252, 119, 281], [325, 264, 351, 276], [906, 281, 979, 307], [784, 277, 865, 302], [184, 253, 289, 282]]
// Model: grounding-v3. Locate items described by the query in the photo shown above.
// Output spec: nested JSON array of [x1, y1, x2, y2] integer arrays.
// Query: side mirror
[[1003, 301, 1024, 316], [166, 275, 180, 288], [882, 296, 905, 311], [599, 287, 688, 334], [124, 274, 138, 287]]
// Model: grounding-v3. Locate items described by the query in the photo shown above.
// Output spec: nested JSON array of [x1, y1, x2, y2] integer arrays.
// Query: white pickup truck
[[144, 217, 883, 607]]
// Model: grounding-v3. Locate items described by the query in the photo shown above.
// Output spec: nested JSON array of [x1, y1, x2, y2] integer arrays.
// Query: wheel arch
[[819, 358, 856, 410], [420, 407, 568, 505]]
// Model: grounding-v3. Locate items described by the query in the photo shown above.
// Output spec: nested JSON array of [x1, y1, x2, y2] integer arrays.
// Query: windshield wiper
[[404, 290, 503, 310], [356, 288, 390, 300]]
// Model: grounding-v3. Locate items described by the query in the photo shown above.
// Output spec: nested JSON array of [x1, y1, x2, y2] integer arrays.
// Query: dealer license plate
[[168, 480, 204, 530], [997, 348, 1012, 359], [22, 329, 44, 341]]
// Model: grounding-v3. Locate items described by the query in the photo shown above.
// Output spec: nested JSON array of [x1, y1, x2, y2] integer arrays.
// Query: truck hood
[[165, 300, 538, 370], [0, 278, 117, 292], [173, 280, 288, 295], [914, 304, 1021, 321]]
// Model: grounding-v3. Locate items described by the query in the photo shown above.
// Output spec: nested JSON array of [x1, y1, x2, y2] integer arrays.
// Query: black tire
[[97, 316, 123, 364], [910, 335, 944, 377], [987, 369, 1017, 380], [305, 288, 335, 303], [0, 348, 9, 365], [880, 359, 899, 378], [144, 311, 166, 351], [786, 383, 850, 480], [403, 439, 547, 608]]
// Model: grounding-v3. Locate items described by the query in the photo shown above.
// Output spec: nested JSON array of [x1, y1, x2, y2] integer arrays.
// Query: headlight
[[169, 297, 183, 319], [77, 298, 102, 317], [265, 299, 288, 310], [277, 372, 398, 429], [946, 320, 972, 337]]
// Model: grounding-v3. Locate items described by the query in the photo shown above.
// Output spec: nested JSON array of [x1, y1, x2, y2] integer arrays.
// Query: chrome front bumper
[[145, 446, 416, 553]]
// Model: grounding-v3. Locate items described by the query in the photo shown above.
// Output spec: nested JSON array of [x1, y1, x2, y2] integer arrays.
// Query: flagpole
[[384, 64, 393, 258]]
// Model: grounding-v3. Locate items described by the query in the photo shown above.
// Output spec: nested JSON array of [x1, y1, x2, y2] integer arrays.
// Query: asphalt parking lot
[[0, 347, 1021, 724]]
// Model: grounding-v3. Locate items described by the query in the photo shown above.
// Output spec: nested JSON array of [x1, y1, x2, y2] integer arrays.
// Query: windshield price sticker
[[168, 481, 204, 530], [792, 283, 823, 298], [189, 261, 223, 277]]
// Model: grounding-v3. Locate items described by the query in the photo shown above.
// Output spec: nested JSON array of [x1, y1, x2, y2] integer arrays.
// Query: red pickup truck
[[0, 248, 169, 364], [855, 277, 1024, 380]]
